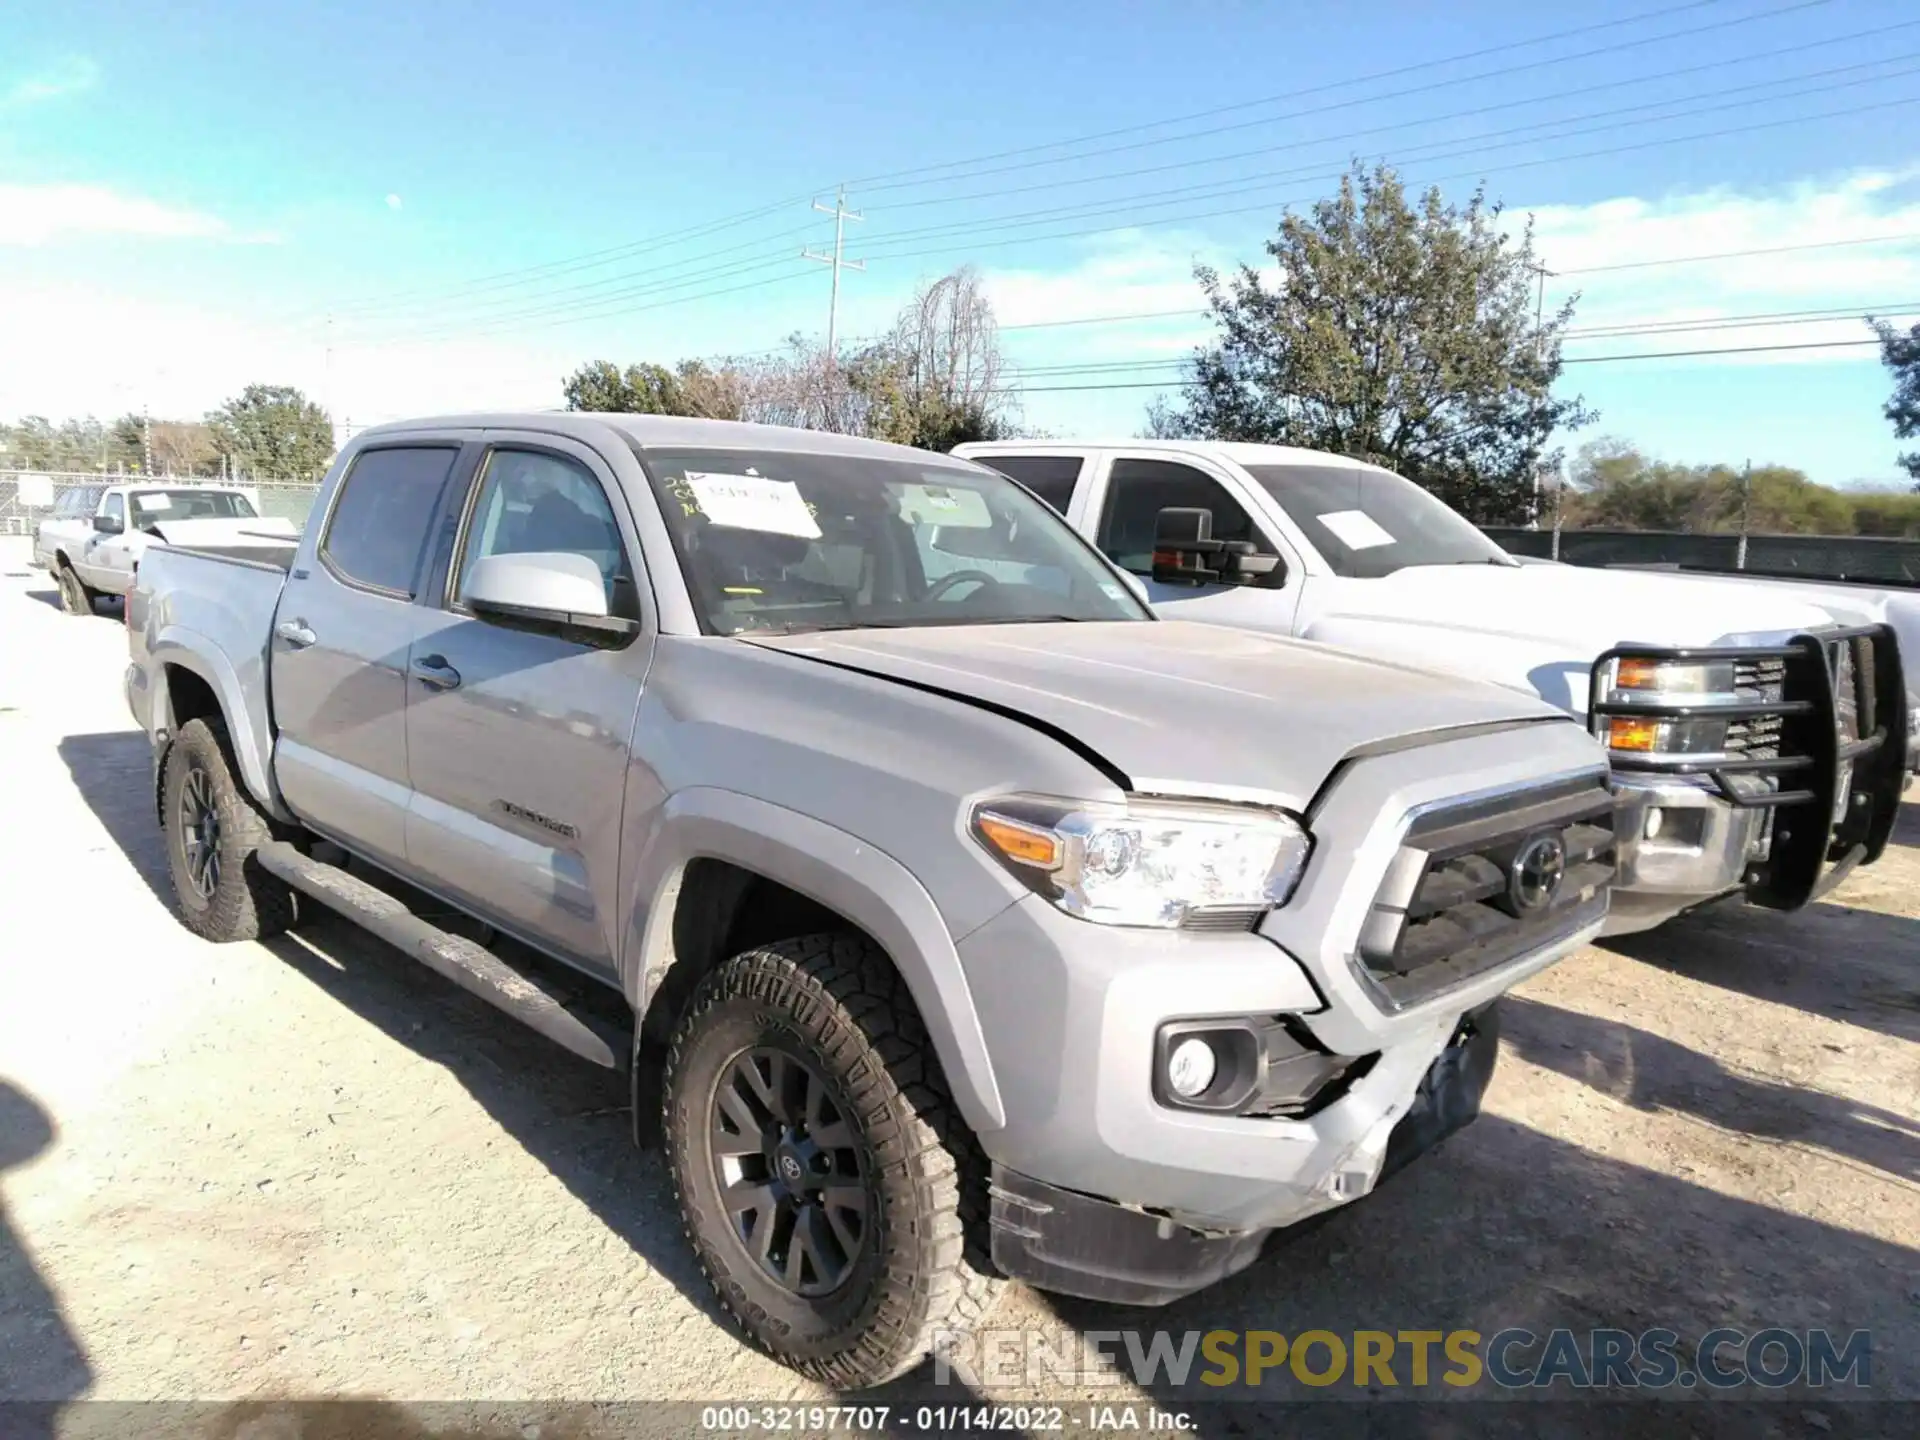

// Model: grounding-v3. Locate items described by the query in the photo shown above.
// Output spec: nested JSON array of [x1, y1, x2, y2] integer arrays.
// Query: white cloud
[[0, 183, 244, 247], [1524, 167, 1920, 364], [2, 56, 98, 108], [385, 193, 403, 211], [0, 278, 573, 432]]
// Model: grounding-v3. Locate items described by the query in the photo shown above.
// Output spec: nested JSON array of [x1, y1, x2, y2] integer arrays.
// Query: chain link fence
[[0, 471, 323, 539]]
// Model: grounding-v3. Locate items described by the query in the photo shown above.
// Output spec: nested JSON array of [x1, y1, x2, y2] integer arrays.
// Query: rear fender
[[148, 633, 294, 824]]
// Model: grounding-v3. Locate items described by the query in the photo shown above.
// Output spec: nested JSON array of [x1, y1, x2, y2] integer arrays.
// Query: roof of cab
[[955, 437, 1385, 471], [352, 412, 984, 465]]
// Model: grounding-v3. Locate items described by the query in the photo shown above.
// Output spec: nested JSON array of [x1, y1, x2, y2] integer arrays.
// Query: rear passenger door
[[270, 444, 467, 870], [1087, 454, 1304, 633], [402, 439, 653, 979]]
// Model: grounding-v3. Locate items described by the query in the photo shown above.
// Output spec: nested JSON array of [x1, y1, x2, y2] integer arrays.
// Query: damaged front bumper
[[987, 1004, 1502, 1306]]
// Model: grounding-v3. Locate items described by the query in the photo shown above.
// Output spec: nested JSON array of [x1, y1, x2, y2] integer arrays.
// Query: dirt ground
[[1, 537, 1915, 1433]]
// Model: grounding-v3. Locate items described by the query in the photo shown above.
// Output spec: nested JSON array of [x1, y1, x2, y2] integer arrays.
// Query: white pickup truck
[[32, 481, 298, 615], [955, 440, 1915, 935]]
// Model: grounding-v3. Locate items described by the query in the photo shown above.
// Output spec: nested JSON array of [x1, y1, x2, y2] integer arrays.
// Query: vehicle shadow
[[1894, 799, 1920, 850], [0, 1079, 93, 1434], [1600, 900, 1920, 1045], [57, 732, 173, 908], [1501, 995, 1916, 1183], [1006, 1105, 1915, 1424]]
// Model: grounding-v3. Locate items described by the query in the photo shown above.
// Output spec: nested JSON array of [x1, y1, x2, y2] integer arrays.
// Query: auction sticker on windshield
[[685, 471, 821, 539], [1316, 509, 1395, 551]]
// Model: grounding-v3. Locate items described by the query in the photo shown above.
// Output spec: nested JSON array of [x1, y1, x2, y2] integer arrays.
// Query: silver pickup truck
[[128, 413, 1615, 1386]]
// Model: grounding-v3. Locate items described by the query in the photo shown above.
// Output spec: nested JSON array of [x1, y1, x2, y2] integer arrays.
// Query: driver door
[[1085, 454, 1304, 634]]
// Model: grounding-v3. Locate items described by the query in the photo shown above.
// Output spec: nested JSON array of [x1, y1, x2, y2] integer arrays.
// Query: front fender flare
[[625, 787, 1008, 1134]]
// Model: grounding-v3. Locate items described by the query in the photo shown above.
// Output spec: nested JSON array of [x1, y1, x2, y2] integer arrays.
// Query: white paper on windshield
[[898, 483, 991, 528], [684, 471, 821, 539], [1316, 509, 1395, 551], [138, 492, 173, 511]]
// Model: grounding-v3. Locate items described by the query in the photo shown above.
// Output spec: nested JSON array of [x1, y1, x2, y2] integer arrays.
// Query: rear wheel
[[664, 932, 999, 1388], [54, 562, 94, 615], [162, 717, 297, 942]]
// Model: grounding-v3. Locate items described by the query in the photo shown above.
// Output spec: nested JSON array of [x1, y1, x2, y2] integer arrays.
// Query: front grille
[[1356, 774, 1615, 1010]]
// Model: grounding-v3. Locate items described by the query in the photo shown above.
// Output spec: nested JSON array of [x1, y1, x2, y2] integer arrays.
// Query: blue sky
[[4, 0, 1920, 484]]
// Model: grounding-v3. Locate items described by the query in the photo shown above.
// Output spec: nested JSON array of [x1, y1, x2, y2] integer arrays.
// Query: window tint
[[104, 494, 124, 524], [976, 454, 1081, 515], [130, 489, 257, 527], [455, 449, 637, 619], [321, 446, 457, 596], [1095, 458, 1262, 574]]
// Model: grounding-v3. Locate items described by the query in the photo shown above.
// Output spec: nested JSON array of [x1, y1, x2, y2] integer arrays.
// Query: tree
[[1149, 162, 1592, 522], [866, 267, 1015, 451], [1867, 316, 1920, 489], [206, 385, 334, 479], [561, 358, 747, 419]]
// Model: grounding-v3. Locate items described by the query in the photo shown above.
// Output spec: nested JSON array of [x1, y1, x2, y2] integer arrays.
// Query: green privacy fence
[[1482, 527, 1920, 587]]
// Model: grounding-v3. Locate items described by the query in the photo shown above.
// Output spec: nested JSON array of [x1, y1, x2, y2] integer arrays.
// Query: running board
[[255, 841, 625, 1071]]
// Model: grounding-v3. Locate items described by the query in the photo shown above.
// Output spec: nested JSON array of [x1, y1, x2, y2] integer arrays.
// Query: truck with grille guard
[[125, 414, 1613, 1387], [957, 439, 1914, 934]]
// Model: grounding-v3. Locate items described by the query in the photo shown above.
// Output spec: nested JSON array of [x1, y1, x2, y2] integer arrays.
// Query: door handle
[[411, 654, 462, 691], [274, 620, 317, 649]]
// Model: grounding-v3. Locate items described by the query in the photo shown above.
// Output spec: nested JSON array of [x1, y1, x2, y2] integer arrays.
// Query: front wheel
[[162, 718, 297, 942], [54, 562, 94, 615], [664, 933, 999, 1388]]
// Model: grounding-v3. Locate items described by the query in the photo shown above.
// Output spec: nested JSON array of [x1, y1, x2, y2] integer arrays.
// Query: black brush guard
[[1590, 625, 1909, 910]]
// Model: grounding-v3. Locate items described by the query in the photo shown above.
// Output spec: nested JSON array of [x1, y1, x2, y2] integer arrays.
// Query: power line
[[871, 21, 1920, 216], [856, 0, 1828, 193], [802, 187, 865, 362], [848, 0, 1755, 189], [1002, 337, 1888, 393]]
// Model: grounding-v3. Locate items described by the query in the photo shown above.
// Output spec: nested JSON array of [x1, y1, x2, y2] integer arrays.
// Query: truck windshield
[[638, 447, 1150, 635], [1242, 463, 1515, 579], [130, 489, 257, 528]]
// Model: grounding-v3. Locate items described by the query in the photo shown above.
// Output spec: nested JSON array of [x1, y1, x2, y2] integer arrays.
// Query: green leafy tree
[[206, 385, 334, 479], [1150, 162, 1592, 522], [1567, 437, 1896, 535], [561, 359, 745, 418], [1867, 316, 1920, 488]]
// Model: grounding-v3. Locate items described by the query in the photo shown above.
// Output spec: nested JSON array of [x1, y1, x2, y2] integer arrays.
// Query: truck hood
[[747, 620, 1570, 809], [1306, 562, 1840, 652], [141, 516, 299, 548]]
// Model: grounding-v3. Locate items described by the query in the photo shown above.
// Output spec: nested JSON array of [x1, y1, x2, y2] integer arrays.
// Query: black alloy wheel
[[710, 1046, 869, 1297]]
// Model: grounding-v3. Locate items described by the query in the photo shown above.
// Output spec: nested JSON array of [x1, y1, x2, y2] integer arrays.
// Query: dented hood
[[746, 619, 1570, 809]]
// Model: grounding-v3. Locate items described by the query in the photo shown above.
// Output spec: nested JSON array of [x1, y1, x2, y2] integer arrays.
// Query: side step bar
[[255, 841, 625, 1071]]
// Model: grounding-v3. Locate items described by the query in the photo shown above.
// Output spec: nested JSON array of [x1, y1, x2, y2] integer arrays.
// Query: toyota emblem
[[1509, 833, 1567, 913]]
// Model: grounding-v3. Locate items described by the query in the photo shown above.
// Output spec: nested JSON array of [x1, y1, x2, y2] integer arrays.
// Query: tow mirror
[[1150, 507, 1285, 588]]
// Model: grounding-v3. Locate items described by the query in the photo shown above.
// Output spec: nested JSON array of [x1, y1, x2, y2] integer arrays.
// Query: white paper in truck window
[[685, 471, 821, 539], [898, 483, 991, 527], [139, 492, 173, 511], [1316, 509, 1395, 551]]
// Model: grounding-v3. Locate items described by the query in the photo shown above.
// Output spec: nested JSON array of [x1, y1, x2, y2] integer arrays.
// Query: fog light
[[1166, 1037, 1218, 1098], [1644, 806, 1664, 841]]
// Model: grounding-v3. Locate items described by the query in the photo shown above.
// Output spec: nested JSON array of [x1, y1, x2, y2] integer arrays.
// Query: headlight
[[970, 794, 1311, 929], [1595, 656, 1752, 759]]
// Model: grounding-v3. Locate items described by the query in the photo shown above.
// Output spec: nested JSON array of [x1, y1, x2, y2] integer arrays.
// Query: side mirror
[[93, 513, 124, 535], [1149, 506, 1285, 589], [465, 551, 635, 647]]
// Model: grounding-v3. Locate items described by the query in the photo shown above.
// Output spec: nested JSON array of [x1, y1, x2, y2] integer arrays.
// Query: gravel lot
[[1, 537, 1915, 1434]]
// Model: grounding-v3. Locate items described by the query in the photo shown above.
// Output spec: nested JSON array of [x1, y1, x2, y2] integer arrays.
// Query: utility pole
[[1529, 263, 1553, 527], [1737, 459, 1752, 571], [802, 186, 864, 369]]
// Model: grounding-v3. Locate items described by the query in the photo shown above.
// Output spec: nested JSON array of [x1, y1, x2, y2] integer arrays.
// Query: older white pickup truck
[[956, 440, 1914, 935], [33, 481, 297, 615]]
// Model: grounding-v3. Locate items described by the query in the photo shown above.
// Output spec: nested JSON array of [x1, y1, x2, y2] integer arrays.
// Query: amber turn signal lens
[[1615, 658, 1662, 690], [976, 814, 1062, 869], [1606, 716, 1661, 752]]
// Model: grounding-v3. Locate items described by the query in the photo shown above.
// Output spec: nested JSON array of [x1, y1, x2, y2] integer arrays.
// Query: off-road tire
[[664, 932, 1000, 1389], [162, 717, 297, 943], [54, 561, 94, 615]]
